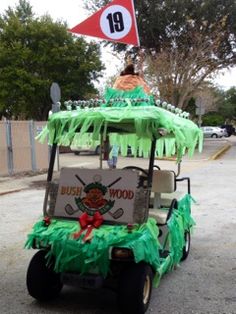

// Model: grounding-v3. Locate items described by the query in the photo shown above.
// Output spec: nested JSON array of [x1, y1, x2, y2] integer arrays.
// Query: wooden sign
[[54, 168, 139, 224]]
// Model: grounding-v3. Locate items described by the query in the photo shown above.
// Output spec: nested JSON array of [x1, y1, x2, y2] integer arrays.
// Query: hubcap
[[185, 233, 190, 252], [143, 275, 151, 304]]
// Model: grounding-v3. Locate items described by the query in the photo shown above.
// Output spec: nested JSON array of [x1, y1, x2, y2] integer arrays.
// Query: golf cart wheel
[[211, 134, 218, 138], [117, 262, 153, 314], [26, 250, 63, 301], [181, 231, 191, 261], [95, 145, 101, 155]]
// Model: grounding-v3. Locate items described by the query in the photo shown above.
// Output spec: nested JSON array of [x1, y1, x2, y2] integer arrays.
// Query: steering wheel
[[122, 166, 148, 188], [122, 166, 148, 177]]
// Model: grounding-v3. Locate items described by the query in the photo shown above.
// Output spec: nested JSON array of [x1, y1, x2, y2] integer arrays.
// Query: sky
[[1, 0, 236, 90]]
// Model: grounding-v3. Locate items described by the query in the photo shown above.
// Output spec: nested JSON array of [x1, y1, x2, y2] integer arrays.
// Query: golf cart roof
[[38, 87, 203, 160]]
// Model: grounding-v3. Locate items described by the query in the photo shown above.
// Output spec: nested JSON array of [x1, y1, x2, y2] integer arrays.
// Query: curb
[[0, 188, 23, 196], [209, 143, 232, 160], [156, 157, 177, 162]]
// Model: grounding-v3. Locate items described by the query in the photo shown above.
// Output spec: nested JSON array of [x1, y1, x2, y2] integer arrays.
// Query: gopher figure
[[113, 64, 151, 94]]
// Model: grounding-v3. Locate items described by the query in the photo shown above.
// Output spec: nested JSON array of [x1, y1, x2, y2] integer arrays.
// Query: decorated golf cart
[[25, 86, 203, 314]]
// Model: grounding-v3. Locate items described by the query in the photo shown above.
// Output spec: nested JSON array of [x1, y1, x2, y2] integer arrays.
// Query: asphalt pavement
[[0, 136, 236, 314]]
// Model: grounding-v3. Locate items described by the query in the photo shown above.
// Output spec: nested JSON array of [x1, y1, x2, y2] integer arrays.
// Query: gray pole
[[50, 82, 61, 171], [5, 120, 13, 175], [198, 104, 202, 128], [196, 97, 205, 128]]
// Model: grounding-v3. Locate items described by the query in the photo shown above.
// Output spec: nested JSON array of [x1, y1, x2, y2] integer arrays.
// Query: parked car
[[220, 124, 235, 137], [71, 144, 132, 156], [71, 144, 101, 155], [59, 146, 73, 154], [220, 127, 229, 137], [201, 126, 226, 138]]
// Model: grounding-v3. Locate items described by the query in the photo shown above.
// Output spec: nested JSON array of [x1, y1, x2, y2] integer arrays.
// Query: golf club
[[75, 174, 122, 188], [64, 203, 123, 219]]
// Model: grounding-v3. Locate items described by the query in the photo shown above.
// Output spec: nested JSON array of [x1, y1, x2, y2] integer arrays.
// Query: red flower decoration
[[43, 216, 51, 226], [127, 223, 133, 233]]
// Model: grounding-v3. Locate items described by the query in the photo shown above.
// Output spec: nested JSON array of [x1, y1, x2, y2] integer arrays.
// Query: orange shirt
[[113, 74, 151, 95]]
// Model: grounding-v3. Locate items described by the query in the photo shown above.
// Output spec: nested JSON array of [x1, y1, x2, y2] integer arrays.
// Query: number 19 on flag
[[69, 0, 140, 46], [100, 5, 132, 40]]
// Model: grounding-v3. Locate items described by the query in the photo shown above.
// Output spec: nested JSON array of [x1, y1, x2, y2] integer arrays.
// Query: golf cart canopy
[[38, 87, 203, 160]]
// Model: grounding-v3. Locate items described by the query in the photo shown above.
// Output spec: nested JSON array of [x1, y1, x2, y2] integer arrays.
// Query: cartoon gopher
[[82, 182, 108, 209]]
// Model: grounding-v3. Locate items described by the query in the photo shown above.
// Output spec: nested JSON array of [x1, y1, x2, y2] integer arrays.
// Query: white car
[[201, 126, 226, 138], [70, 143, 101, 155]]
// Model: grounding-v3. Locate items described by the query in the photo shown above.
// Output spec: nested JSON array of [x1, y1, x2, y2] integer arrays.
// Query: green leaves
[[0, 1, 104, 120], [218, 87, 236, 119], [86, 0, 236, 109]]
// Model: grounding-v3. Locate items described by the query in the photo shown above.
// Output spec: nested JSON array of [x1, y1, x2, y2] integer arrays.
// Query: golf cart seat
[[149, 170, 179, 224], [149, 169, 191, 224]]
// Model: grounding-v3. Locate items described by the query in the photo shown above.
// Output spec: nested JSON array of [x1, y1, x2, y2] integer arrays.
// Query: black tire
[[181, 231, 191, 261], [26, 250, 63, 301], [211, 134, 218, 138], [74, 151, 80, 155], [95, 145, 101, 155], [118, 262, 153, 314]]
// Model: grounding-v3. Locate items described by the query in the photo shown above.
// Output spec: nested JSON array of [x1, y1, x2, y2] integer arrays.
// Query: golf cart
[[25, 87, 203, 314]]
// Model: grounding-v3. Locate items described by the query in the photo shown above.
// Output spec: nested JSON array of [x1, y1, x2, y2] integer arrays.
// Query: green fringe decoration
[[37, 88, 203, 161], [104, 86, 155, 107], [166, 194, 195, 273], [25, 218, 161, 280], [25, 194, 195, 288]]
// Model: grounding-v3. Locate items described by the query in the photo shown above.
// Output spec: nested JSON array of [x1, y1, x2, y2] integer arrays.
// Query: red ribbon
[[73, 211, 103, 242]]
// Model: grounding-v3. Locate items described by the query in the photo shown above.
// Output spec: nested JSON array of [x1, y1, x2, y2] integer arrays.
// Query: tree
[[197, 86, 236, 125], [218, 87, 236, 120], [0, 0, 104, 120], [86, 0, 236, 108], [202, 112, 225, 126], [145, 19, 234, 109]]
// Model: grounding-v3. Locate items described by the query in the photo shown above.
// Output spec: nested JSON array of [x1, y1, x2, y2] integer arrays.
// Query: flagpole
[[137, 48, 145, 77], [130, 0, 140, 47]]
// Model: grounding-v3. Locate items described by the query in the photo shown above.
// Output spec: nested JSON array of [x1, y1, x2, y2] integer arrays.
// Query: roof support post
[[47, 143, 57, 182], [147, 138, 156, 188]]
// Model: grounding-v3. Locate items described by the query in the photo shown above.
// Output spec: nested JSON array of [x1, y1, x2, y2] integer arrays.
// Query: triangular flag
[[69, 0, 140, 46]]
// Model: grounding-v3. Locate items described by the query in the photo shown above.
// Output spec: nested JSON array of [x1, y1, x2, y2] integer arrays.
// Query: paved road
[[0, 138, 236, 314], [148, 138, 236, 314]]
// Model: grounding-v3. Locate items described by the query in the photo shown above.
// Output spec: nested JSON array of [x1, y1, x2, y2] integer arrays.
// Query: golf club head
[[111, 208, 124, 219], [65, 204, 75, 215]]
